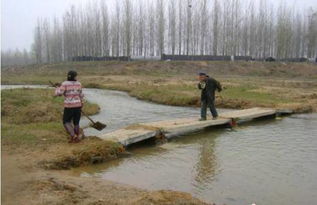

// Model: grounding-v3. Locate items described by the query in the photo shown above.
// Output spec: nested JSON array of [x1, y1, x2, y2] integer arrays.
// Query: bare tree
[[185, 0, 192, 55], [42, 19, 51, 63], [136, 0, 145, 56], [1, 49, 34, 66], [112, 1, 121, 57], [33, 19, 43, 64], [148, 2, 155, 56], [29, 0, 317, 64], [101, 2, 110, 56], [124, 0, 132, 57], [307, 8, 317, 58], [199, 0, 208, 55], [276, 3, 293, 59], [168, 0, 176, 55], [177, 0, 183, 55], [212, 0, 220, 55], [156, 0, 165, 55]]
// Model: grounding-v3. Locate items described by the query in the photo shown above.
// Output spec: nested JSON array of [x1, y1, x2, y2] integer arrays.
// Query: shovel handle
[[49, 81, 61, 88], [49, 81, 55, 87], [81, 110, 96, 124]]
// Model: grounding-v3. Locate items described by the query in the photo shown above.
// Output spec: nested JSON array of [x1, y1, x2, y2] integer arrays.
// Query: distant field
[[2, 61, 317, 112]]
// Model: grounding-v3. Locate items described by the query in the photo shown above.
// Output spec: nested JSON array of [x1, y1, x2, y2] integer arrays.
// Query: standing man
[[198, 72, 222, 121]]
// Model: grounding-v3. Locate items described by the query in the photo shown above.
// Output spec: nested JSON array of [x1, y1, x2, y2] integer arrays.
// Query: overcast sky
[[1, 0, 316, 52]]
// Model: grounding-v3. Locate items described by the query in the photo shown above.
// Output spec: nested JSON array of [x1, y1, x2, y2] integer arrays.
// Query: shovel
[[49, 81, 107, 131], [81, 111, 107, 131]]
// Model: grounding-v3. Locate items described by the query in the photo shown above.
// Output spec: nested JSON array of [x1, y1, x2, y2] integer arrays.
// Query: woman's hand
[[54, 83, 61, 87]]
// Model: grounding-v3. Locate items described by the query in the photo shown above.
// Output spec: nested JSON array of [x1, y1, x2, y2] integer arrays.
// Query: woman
[[55, 71, 84, 143]]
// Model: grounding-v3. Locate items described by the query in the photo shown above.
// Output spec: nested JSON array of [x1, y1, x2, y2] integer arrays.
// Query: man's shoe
[[199, 118, 207, 121], [212, 116, 218, 120]]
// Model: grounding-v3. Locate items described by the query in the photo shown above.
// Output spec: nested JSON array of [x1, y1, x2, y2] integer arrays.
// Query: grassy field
[[2, 61, 316, 112]]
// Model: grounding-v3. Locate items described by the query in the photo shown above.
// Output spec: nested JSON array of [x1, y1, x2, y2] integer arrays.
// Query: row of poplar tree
[[26, 0, 317, 64]]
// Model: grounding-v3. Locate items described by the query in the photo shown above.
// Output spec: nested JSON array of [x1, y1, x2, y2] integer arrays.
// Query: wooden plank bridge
[[98, 108, 291, 146]]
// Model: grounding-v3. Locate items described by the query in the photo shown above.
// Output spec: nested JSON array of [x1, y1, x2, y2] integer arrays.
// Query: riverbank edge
[[87, 84, 315, 113], [2, 82, 315, 114]]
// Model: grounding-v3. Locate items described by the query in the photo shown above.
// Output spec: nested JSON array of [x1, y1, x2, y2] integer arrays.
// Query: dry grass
[[40, 137, 124, 169], [1, 88, 99, 124], [85, 76, 317, 112], [130, 190, 209, 205], [2, 61, 317, 84], [2, 61, 317, 112], [1, 88, 101, 148], [1, 88, 125, 170]]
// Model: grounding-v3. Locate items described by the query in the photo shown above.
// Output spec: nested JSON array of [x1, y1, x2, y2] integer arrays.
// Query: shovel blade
[[90, 121, 107, 131]]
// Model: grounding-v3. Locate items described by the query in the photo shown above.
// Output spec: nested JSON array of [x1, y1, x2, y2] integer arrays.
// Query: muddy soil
[[2, 144, 210, 205]]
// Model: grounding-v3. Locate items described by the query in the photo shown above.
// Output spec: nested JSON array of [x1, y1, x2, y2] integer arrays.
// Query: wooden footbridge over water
[[99, 108, 292, 146]]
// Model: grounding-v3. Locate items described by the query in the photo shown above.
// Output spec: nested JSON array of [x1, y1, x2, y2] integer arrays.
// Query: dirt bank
[[2, 150, 209, 205]]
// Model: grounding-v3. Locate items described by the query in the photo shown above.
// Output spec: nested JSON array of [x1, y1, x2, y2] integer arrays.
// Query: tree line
[[1, 49, 34, 67], [4, 0, 317, 66]]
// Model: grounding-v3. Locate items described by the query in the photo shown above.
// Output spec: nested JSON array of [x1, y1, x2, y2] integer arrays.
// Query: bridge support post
[[154, 129, 167, 145], [229, 119, 237, 127]]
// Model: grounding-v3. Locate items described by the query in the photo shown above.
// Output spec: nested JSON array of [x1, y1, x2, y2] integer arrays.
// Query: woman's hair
[[67, 70, 77, 81]]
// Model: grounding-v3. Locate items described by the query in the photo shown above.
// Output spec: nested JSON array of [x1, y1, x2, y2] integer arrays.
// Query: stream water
[[3, 86, 317, 205], [79, 88, 317, 205]]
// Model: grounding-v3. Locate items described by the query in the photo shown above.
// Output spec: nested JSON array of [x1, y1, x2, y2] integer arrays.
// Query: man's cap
[[198, 72, 207, 76]]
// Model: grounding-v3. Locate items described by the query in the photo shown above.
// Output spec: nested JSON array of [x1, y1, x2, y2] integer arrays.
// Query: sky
[[1, 0, 317, 52]]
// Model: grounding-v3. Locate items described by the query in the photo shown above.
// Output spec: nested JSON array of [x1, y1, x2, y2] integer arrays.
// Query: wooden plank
[[98, 108, 279, 146], [141, 118, 231, 138], [99, 128, 157, 146], [220, 107, 276, 121]]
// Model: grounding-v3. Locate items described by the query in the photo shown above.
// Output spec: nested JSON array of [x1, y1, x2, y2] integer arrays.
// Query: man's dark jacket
[[198, 77, 222, 103]]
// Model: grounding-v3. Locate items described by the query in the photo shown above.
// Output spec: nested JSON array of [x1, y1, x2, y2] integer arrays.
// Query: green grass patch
[[1, 88, 100, 146], [128, 83, 199, 106], [221, 85, 289, 105]]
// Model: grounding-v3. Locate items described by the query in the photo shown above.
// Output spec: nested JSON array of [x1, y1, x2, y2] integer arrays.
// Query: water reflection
[[76, 130, 220, 192], [170, 129, 223, 193], [194, 137, 217, 190], [73, 145, 168, 176]]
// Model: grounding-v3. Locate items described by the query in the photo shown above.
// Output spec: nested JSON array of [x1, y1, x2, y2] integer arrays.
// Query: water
[[3, 85, 317, 204], [78, 89, 317, 205], [1, 85, 202, 135], [81, 88, 208, 136]]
